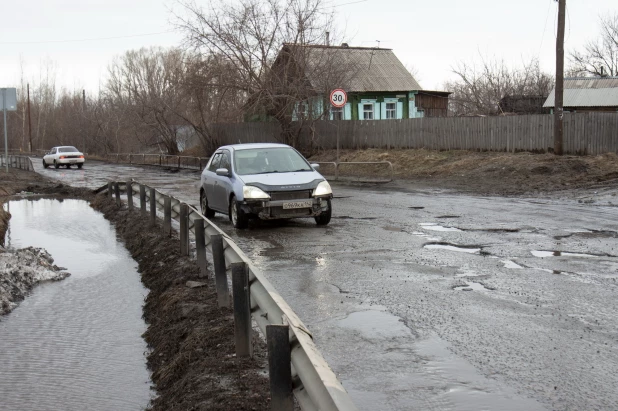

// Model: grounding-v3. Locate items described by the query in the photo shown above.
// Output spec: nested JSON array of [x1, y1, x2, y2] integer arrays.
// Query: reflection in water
[[0, 199, 151, 411]]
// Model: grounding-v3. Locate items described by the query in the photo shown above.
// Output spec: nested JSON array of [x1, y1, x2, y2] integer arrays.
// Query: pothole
[[420, 223, 461, 232], [465, 228, 521, 233], [531, 250, 612, 258], [554, 230, 618, 240], [453, 281, 491, 291], [382, 225, 405, 232], [502, 260, 524, 269], [408, 206, 425, 210], [335, 216, 378, 220], [424, 242, 482, 254], [435, 215, 460, 219]]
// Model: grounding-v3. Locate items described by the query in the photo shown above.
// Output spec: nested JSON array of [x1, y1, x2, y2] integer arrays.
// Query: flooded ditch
[[0, 198, 151, 411]]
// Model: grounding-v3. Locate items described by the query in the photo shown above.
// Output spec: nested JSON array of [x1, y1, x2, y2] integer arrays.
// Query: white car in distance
[[43, 146, 85, 169]]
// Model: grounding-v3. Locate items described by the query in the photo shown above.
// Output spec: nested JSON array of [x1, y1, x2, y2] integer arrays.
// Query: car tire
[[77, 163, 83, 169], [200, 189, 215, 218], [53, 160, 59, 169], [230, 196, 248, 229], [315, 199, 332, 226], [42, 159, 48, 169]]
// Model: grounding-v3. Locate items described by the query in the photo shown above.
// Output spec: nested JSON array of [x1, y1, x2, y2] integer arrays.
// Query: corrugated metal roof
[[543, 88, 618, 107], [543, 77, 618, 107], [288, 45, 422, 92]]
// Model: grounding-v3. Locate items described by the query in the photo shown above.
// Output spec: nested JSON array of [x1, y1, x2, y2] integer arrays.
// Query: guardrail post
[[159, 155, 162, 166], [194, 219, 207, 278], [267, 325, 293, 411], [140, 184, 146, 212], [179, 204, 189, 256], [129, 154, 132, 165], [143, 153, 145, 164], [232, 261, 252, 358], [126, 180, 133, 211], [177, 155, 180, 169], [163, 196, 171, 236], [212, 234, 229, 308], [108, 182, 113, 199], [150, 188, 156, 226], [114, 182, 121, 207]]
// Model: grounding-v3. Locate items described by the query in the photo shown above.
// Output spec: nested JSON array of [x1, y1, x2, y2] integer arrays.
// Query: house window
[[363, 104, 374, 120], [297, 102, 308, 120], [385, 102, 396, 119], [331, 106, 343, 120]]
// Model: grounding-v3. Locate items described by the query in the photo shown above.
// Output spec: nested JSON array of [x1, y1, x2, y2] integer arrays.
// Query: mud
[[1, 168, 271, 411]]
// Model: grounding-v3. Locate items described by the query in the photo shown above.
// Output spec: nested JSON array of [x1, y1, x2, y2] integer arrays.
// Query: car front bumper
[[241, 196, 330, 220]]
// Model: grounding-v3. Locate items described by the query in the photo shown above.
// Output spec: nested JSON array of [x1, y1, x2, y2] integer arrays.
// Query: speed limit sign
[[330, 89, 347, 108]]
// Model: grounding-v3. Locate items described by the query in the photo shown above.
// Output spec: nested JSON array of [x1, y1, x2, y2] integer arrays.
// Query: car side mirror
[[311, 163, 320, 171], [216, 168, 230, 177]]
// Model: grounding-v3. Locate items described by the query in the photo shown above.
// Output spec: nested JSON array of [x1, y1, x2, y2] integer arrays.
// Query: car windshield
[[234, 147, 312, 175], [58, 146, 79, 153]]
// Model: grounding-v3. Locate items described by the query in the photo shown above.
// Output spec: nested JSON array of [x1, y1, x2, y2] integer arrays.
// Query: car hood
[[239, 171, 324, 191]]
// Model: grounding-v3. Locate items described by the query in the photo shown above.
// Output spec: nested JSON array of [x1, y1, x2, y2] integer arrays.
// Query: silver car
[[199, 143, 333, 228]]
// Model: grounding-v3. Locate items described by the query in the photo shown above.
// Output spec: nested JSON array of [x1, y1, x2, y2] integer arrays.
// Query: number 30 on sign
[[329, 89, 347, 108]]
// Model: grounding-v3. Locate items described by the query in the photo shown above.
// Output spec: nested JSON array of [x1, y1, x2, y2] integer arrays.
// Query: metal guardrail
[[109, 153, 209, 171], [1, 155, 34, 171], [315, 161, 394, 183], [104, 180, 358, 411]]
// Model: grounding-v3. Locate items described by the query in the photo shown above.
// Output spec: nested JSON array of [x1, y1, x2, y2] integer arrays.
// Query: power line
[[0, 30, 177, 45]]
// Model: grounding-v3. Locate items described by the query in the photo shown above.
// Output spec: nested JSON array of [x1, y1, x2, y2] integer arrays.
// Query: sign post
[[329, 89, 347, 164], [1, 88, 17, 173]]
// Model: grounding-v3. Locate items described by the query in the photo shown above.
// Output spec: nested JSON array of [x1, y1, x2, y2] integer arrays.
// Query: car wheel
[[77, 163, 83, 169], [229, 196, 248, 229], [315, 199, 332, 226], [42, 159, 48, 169], [53, 160, 59, 169], [200, 190, 215, 218]]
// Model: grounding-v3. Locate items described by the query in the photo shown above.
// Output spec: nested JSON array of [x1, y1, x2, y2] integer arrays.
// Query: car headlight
[[312, 180, 332, 197], [243, 185, 270, 200]]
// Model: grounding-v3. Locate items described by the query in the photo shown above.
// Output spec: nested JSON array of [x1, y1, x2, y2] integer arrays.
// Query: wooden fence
[[208, 112, 617, 155]]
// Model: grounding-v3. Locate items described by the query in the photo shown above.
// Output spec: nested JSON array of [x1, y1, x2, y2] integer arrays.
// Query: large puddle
[[0, 199, 151, 410]]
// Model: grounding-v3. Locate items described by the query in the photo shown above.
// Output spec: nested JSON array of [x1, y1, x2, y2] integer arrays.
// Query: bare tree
[[445, 56, 554, 116], [176, 0, 350, 147], [569, 13, 618, 77], [105, 47, 191, 154]]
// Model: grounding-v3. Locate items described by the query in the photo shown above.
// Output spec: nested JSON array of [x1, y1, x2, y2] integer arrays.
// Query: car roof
[[217, 143, 290, 152]]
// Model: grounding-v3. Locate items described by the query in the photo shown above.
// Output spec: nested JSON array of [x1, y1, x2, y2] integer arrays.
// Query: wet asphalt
[[31, 159, 618, 411]]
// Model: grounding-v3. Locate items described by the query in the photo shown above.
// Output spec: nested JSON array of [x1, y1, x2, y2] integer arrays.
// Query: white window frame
[[385, 102, 396, 119], [363, 103, 374, 120]]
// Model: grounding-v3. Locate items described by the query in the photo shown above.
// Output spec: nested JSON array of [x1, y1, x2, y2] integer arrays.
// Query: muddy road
[[33, 159, 618, 410]]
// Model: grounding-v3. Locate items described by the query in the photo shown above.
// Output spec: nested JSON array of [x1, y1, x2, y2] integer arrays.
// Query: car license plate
[[282, 200, 312, 209], [69, 160, 77, 163]]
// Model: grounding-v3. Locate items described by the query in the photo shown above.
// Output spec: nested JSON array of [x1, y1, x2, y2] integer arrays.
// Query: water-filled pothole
[[531, 250, 611, 258], [453, 281, 491, 291], [424, 242, 482, 254], [0, 199, 151, 410], [420, 223, 461, 232]]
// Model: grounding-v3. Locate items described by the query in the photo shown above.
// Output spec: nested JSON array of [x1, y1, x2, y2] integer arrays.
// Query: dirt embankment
[[1, 168, 271, 410], [308, 149, 618, 195]]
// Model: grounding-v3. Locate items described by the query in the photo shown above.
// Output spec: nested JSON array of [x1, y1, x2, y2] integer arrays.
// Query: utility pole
[[27, 83, 32, 153], [554, 0, 566, 155], [82, 89, 86, 153]]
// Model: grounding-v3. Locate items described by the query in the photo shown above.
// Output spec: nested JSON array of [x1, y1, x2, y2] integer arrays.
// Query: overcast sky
[[0, 0, 616, 94]]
